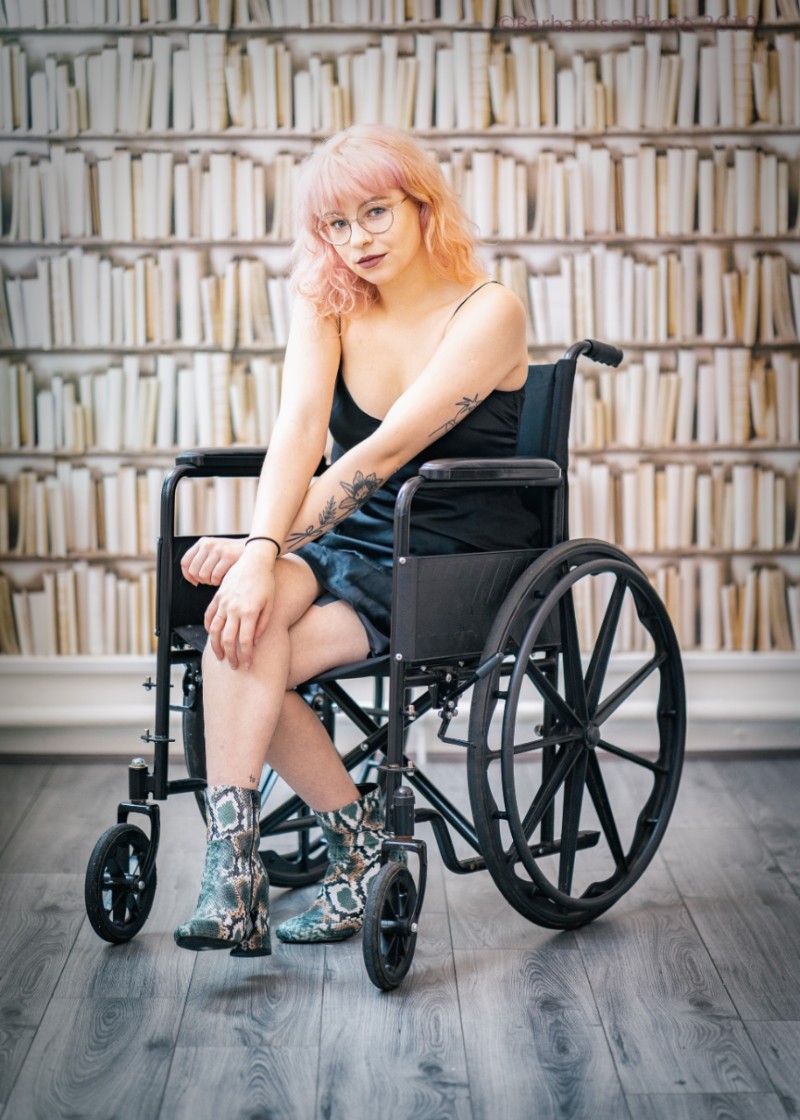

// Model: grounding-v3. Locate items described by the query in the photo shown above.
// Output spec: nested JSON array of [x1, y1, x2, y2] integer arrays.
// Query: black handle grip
[[564, 340, 624, 367]]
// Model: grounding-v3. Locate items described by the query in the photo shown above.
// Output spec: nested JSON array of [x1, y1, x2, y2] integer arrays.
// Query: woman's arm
[[280, 285, 527, 551], [181, 298, 340, 587], [182, 298, 341, 667]]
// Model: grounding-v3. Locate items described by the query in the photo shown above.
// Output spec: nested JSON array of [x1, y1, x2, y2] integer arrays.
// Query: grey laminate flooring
[[0, 755, 798, 1120]]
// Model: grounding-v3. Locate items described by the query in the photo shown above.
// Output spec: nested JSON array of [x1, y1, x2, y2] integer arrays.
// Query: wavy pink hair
[[290, 125, 485, 319]]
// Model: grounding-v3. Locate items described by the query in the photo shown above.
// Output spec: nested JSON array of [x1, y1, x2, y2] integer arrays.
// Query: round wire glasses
[[315, 197, 408, 245]]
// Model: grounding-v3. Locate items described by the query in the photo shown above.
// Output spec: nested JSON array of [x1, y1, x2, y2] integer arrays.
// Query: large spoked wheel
[[85, 823, 157, 943], [467, 539, 685, 931], [363, 862, 419, 991]]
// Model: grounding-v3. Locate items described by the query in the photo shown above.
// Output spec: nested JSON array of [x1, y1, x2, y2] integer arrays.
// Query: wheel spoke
[[559, 588, 589, 723], [487, 729, 582, 763], [525, 661, 581, 731], [597, 738, 665, 773], [505, 743, 581, 862], [584, 576, 627, 716], [594, 653, 667, 725], [585, 752, 628, 870], [558, 751, 588, 894]]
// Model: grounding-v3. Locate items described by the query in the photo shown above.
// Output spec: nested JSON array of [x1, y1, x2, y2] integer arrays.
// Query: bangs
[[300, 145, 405, 220]]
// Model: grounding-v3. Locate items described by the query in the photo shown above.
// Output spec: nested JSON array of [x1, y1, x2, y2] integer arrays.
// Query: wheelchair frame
[[84, 340, 686, 990]]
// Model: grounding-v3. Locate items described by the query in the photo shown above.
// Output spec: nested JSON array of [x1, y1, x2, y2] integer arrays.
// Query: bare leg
[[203, 557, 370, 809]]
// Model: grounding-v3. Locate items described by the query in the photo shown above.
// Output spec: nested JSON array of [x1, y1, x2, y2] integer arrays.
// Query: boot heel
[[230, 903, 271, 957], [230, 873, 271, 957]]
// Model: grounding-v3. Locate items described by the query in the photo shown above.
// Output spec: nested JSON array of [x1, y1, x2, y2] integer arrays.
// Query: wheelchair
[[84, 339, 686, 990]]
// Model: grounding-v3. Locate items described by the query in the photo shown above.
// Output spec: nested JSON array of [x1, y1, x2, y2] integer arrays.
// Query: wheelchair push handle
[[564, 339, 624, 367]]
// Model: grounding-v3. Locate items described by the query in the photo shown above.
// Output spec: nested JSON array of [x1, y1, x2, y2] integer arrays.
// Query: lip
[[355, 254, 386, 269]]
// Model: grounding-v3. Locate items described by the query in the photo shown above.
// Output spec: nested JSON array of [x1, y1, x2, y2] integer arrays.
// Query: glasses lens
[[357, 202, 394, 234], [316, 216, 350, 245]]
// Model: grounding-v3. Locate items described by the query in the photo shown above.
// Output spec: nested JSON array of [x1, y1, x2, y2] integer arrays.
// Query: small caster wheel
[[85, 823, 157, 943], [363, 862, 418, 991]]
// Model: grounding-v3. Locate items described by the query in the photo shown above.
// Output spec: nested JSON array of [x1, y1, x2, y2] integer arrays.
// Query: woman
[[174, 124, 535, 957]]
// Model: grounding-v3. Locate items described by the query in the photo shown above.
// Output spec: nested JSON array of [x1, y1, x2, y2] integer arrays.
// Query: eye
[[364, 206, 388, 219], [325, 216, 348, 231]]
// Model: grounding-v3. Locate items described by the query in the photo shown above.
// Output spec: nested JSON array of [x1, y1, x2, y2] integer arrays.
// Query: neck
[[372, 251, 448, 317]]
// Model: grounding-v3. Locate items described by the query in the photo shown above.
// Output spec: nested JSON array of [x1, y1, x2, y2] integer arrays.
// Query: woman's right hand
[[204, 548, 276, 669], [180, 536, 246, 587]]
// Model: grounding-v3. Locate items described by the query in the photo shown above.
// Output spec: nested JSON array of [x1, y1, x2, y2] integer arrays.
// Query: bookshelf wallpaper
[[1, 0, 799, 666]]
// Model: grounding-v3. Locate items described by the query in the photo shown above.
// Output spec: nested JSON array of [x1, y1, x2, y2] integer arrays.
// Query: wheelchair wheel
[[363, 862, 418, 991], [467, 539, 685, 931], [85, 823, 157, 943], [180, 665, 329, 889]]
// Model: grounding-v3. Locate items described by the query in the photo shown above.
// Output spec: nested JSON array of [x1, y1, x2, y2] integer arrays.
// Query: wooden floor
[[0, 755, 799, 1120]]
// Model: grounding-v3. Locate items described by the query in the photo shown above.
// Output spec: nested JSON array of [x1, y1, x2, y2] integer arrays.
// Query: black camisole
[[295, 285, 540, 654]]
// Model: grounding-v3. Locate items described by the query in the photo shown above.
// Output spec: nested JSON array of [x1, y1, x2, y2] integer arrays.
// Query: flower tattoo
[[429, 393, 482, 438], [339, 470, 382, 513], [286, 469, 384, 547]]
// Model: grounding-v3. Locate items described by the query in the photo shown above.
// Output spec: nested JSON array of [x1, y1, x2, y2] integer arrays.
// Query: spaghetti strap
[[448, 279, 500, 321]]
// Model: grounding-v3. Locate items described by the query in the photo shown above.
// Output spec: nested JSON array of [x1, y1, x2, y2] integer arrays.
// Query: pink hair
[[290, 124, 486, 319]]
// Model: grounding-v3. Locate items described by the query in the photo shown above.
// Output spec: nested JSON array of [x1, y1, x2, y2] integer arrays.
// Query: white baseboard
[[1, 651, 798, 756]]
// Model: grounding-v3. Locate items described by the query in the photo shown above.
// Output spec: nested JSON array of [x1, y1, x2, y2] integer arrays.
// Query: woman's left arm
[[281, 286, 528, 550]]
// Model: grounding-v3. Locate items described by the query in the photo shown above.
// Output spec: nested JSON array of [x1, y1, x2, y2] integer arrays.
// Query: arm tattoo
[[286, 469, 383, 548], [429, 393, 482, 438]]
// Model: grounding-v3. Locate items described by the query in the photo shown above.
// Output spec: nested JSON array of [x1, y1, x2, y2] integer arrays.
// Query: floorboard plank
[[159, 1045, 320, 1120], [0, 765, 51, 860], [0, 1027, 36, 1117], [742, 1020, 800, 1117], [0, 763, 124, 874], [625, 1092, 790, 1120], [455, 946, 627, 1120], [661, 826, 800, 1021], [317, 913, 472, 1120], [2, 997, 184, 1120], [717, 759, 800, 895], [575, 868, 771, 1096]]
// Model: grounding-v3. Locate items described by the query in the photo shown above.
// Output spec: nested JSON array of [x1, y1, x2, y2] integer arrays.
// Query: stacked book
[[2, 29, 798, 137]]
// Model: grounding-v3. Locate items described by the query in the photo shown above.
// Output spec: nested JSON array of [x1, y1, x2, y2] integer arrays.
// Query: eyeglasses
[[315, 196, 408, 245]]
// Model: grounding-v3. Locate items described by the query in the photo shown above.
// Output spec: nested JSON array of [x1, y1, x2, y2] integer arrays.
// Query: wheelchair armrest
[[175, 449, 328, 477], [176, 447, 267, 472], [418, 457, 562, 484]]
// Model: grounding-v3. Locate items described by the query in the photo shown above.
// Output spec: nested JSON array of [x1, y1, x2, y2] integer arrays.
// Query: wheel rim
[[100, 832, 150, 931], [378, 868, 417, 977], [471, 544, 685, 924]]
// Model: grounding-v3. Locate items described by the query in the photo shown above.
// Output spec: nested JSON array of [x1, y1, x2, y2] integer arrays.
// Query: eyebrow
[[322, 195, 393, 217]]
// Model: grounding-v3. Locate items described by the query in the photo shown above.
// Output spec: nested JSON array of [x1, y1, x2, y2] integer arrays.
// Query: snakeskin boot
[[275, 783, 390, 943], [174, 784, 271, 956]]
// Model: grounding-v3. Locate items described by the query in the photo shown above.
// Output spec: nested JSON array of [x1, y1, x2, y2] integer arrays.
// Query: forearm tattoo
[[429, 393, 482, 438], [286, 469, 383, 547]]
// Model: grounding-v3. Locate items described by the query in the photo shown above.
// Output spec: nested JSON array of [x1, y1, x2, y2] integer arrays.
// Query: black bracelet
[[245, 536, 282, 556]]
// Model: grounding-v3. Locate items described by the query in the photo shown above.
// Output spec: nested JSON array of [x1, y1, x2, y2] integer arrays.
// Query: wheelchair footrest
[[415, 808, 486, 875], [526, 830, 600, 860]]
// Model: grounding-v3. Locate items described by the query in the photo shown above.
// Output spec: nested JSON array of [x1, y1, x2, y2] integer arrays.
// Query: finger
[[209, 612, 227, 661], [197, 550, 223, 585], [253, 601, 273, 645], [238, 615, 258, 668], [181, 541, 201, 585], [221, 618, 240, 670], [204, 594, 220, 632]]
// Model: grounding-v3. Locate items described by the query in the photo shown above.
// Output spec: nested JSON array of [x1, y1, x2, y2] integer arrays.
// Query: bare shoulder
[[289, 295, 340, 342]]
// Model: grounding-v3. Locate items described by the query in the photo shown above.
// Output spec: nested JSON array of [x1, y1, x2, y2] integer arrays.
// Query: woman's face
[[318, 188, 423, 283]]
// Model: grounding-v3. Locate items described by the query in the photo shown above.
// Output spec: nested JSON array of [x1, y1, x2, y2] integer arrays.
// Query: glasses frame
[[315, 196, 409, 246]]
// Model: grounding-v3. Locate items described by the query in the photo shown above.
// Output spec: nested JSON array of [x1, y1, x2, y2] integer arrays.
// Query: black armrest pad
[[175, 449, 328, 477], [176, 447, 267, 471], [419, 458, 562, 483]]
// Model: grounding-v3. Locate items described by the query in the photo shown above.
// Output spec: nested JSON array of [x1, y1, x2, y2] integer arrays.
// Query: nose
[[349, 220, 373, 248]]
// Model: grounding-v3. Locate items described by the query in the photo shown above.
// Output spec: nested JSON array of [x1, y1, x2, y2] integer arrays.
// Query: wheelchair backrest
[[517, 359, 576, 470]]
